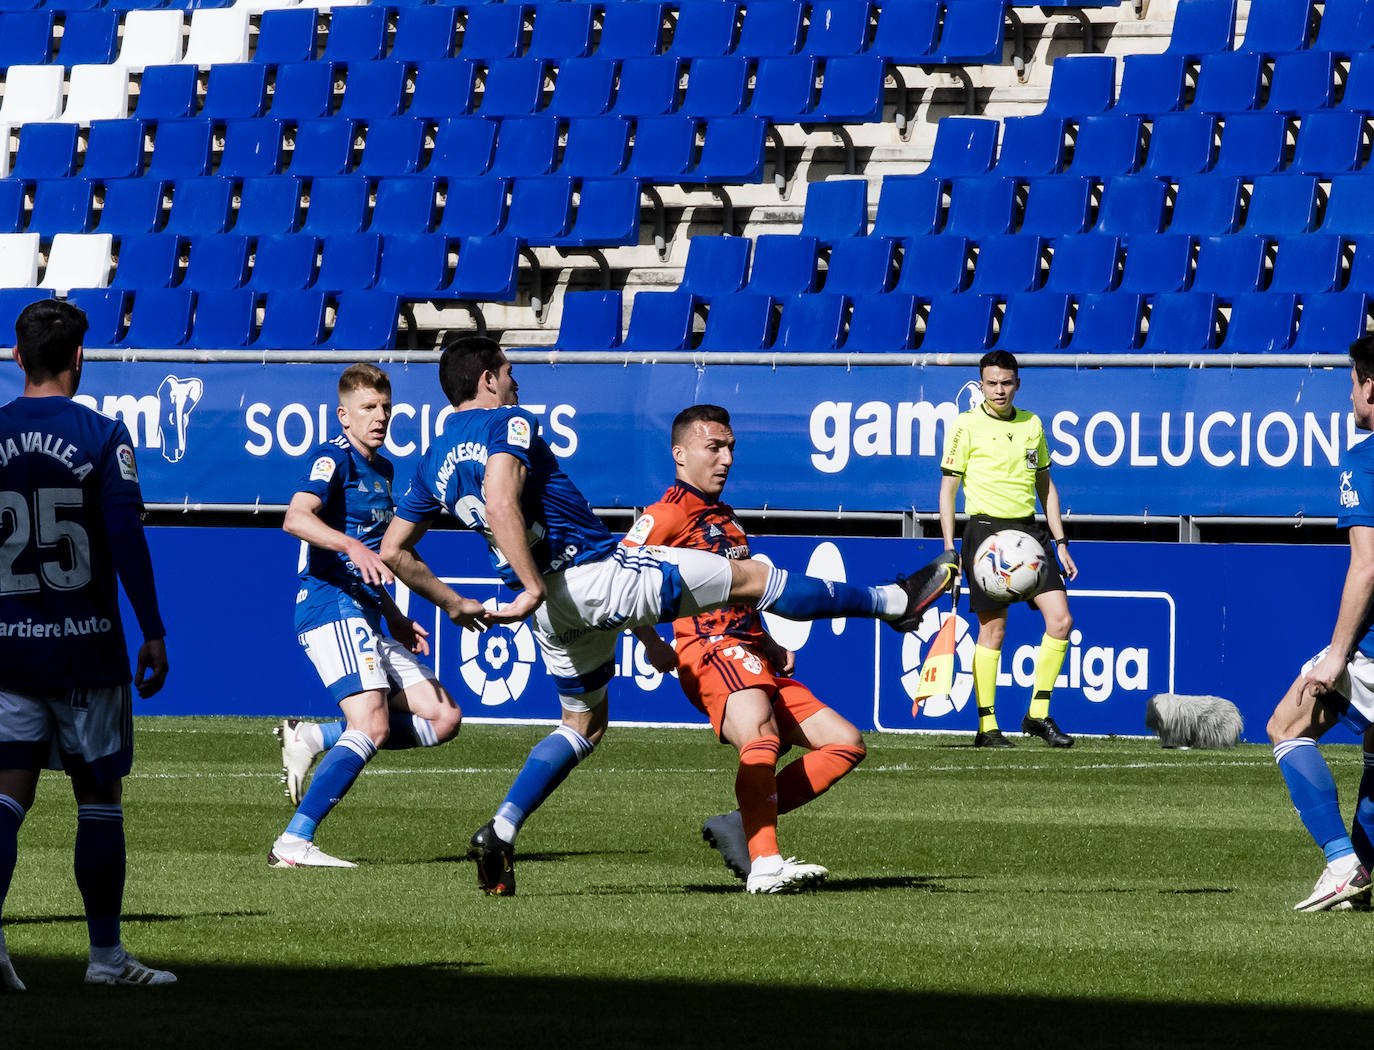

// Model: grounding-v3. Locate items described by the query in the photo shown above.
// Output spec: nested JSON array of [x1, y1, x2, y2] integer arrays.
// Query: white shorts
[[533, 545, 733, 708], [0, 684, 133, 784], [298, 616, 438, 705], [1305, 647, 1374, 732]]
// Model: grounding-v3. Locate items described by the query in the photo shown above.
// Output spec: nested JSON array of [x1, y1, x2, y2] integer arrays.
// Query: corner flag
[[912, 613, 957, 717]]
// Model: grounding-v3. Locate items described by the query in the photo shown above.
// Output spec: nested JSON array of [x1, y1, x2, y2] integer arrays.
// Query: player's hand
[[134, 638, 169, 698], [445, 595, 489, 632], [482, 590, 544, 626], [347, 540, 394, 587], [640, 636, 679, 674], [1301, 651, 1347, 703], [389, 616, 431, 656], [1058, 545, 1079, 582], [760, 639, 795, 676]]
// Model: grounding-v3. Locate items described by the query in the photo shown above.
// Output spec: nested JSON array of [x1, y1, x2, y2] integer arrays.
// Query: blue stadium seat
[[1191, 235, 1267, 295], [287, 120, 357, 178], [410, 61, 479, 119], [1212, 112, 1288, 177], [613, 58, 683, 117], [301, 177, 370, 236], [253, 9, 318, 65], [321, 5, 387, 66], [56, 11, 119, 66], [112, 234, 180, 289], [746, 234, 819, 296], [1243, 174, 1318, 236], [1114, 53, 1188, 116], [625, 116, 698, 180], [459, 5, 526, 60], [1119, 234, 1195, 294], [357, 118, 428, 178], [251, 290, 327, 349], [146, 120, 214, 180], [0, 183, 21, 234], [561, 118, 631, 176], [775, 293, 847, 352], [327, 292, 402, 353], [66, 289, 126, 348], [681, 235, 750, 298], [619, 290, 695, 352], [927, 0, 1005, 64], [96, 180, 168, 236], [218, 119, 285, 178], [666, 2, 741, 59], [821, 237, 895, 296], [251, 233, 319, 291], [697, 293, 776, 351], [1192, 51, 1263, 113], [135, 64, 198, 122], [1320, 175, 1374, 236], [992, 116, 1068, 177], [491, 117, 559, 178], [554, 179, 642, 247], [738, 0, 803, 57], [894, 235, 969, 296], [997, 293, 1070, 353], [340, 61, 410, 120], [268, 63, 334, 121], [1291, 112, 1368, 175], [192, 288, 256, 348], [1314, 0, 1374, 53], [1142, 292, 1220, 353], [1139, 114, 1218, 179], [504, 177, 573, 241], [847, 293, 917, 352], [970, 235, 1047, 295], [0, 11, 53, 66], [1041, 54, 1116, 118], [1168, 175, 1242, 237], [123, 287, 193, 348], [683, 57, 750, 117], [445, 235, 520, 300], [943, 177, 1016, 240], [868, 0, 939, 62], [802, 180, 867, 243], [811, 56, 884, 123], [1164, 0, 1237, 57], [1269, 234, 1343, 295], [529, 3, 595, 60], [316, 233, 381, 292], [1020, 177, 1093, 237], [918, 293, 996, 353], [438, 178, 509, 238], [1045, 234, 1120, 294], [1235, 0, 1314, 54], [1266, 51, 1337, 114], [1292, 292, 1370, 353], [872, 176, 942, 239], [480, 59, 548, 118], [548, 59, 617, 117], [1343, 238, 1374, 294], [83, 120, 148, 180], [1068, 292, 1143, 353], [165, 177, 235, 236], [393, 7, 459, 62], [14, 123, 79, 181], [369, 176, 439, 235], [749, 56, 818, 121], [427, 117, 498, 177], [556, 290, 623, 350], [0, 292, 53, 339], [235, 177, 303, 237], [1064, 115, 1144, 179], [376, 234, 448, 296], [1221, 292, 1297, 353], [201, 63, 268, 120], [30, 181, 97, 234], [596, 2, 666, 59], [803, 1, 872, 57], [925, 116, 998, 177], [107, 0, 169, 14]]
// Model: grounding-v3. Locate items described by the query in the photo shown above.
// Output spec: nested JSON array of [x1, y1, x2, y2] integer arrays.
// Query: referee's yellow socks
[[1028, 634, 1069, 719], [973, 644, 1001, 732]]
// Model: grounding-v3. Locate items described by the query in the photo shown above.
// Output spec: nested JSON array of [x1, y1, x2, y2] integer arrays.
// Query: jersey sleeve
[[623, 499, 687, 547], [296, 445, 347, 504], [1340, 449, 1374, 528], [394, 454, 444, 523], [941, 415, 970, 476], [487, 408, 540, 467], [98, 419, 146, 511]]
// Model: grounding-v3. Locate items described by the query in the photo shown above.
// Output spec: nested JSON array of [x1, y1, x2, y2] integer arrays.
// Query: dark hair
[[438, 335, 506, 407], [1352, 335, 1374, 385], [338, 363, 391, 399], [671, 404, 731, 446], [979, 349, 1019, 376], [15, 298, 88, 381]]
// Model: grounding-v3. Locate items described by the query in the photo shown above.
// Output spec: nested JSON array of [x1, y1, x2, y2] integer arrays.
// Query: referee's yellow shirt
[[941, 405, 1050, 518]]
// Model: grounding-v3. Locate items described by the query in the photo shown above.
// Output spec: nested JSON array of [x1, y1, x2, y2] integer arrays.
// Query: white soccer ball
[[971, 530, 1048, 603]]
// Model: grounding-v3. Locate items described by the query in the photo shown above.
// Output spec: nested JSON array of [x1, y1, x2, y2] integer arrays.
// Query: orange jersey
[[623, 481, 768, 653]]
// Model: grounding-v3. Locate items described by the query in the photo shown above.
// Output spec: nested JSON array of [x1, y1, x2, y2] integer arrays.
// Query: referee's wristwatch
[[1052, 537, 1068, 547]]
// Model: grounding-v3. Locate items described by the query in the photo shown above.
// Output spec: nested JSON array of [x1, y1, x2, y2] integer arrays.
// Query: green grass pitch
[[3, 718, 1374, 1048]]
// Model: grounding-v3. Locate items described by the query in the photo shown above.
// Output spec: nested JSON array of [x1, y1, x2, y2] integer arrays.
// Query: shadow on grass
[[425, 849, 648, 866], [6, 910, 268, 926], [1, 960, 1370, 1049]]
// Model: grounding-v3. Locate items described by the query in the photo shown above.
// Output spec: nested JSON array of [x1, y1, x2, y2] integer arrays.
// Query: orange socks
[[736, 735, 782, 862], [776, 744, 865, 815]]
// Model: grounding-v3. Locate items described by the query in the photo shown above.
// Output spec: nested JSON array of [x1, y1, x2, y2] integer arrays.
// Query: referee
[[938, 350, 1077, 749]]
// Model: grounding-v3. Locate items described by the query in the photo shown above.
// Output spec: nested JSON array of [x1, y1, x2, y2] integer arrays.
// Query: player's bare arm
[[1036, 470, 1078, 581], [285, 491, 392, 587], [380, 515, 487, 631], [633, 626, 678, 673], [1305, 524, 1374, 695], [482, 452, 547, 624], [757, 633, 795, 677], [938, 473, 961, 553], [377, 586, 431, 657]]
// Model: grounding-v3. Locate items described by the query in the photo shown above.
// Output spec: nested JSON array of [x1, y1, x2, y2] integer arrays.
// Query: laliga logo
[[156, 375, 202, 464], [900, 607, 976, 718], [458, 599, 538, 706]]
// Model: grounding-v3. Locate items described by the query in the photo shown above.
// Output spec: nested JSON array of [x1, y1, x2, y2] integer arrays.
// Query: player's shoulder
[[625, 486, 691, 545], [488, 405, 539, 452], [304, 437, 351, 482], [1015, 408, 1044, 427]]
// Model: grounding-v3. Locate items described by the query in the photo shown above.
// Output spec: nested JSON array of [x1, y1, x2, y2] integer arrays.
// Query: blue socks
[[286, 730, 377, 841], [74, 804, 125, 949], [1353, 751, 1374, 869], [0, 795, 23, 920], [319, 720, 345, 751], [494, 726, 595, 843], [757, 566, 890, 620], [1275, 738, 1357, 863]]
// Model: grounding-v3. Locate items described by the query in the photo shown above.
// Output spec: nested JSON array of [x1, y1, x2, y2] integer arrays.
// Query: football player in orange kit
[[625, 405, 866, 894]]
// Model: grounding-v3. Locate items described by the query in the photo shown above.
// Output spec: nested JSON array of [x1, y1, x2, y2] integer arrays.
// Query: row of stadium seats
[[0, 55, 890, 125], [554, 284, 1371, 354]]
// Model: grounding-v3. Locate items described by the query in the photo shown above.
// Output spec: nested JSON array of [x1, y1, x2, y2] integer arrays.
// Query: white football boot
[[746, 856, 829, 894], [701, 811, 750, 881], [268, 834, 357, 869], [274, 719, 321, 806], [84, 951, 177, 986], [1294, 857, 1372, 912]]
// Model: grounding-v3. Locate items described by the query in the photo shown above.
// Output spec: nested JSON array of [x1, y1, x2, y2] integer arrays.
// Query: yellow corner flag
[[912, 613, 957, 717]]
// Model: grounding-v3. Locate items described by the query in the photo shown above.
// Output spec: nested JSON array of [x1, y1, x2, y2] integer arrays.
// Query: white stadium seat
[[39, 234, 114, 292], [58, 66, 132, 125], [181, 9, 252, 68], [0, 234, 41, 289], [0, 66, 65, 125], [114, 11, 186, 73]]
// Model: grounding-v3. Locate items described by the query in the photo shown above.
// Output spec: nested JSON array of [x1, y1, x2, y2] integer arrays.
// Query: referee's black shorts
[[960, 514, 1066, 615]]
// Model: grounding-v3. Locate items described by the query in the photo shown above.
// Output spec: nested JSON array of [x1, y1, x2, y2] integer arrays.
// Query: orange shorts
[[677, 638, 827, 740]]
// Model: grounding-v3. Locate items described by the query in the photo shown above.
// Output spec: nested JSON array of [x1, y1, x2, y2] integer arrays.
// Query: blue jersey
[[1339, 436, 1374, 656], [294, 435, 394, 630], [0, 396, 145, 689], [396, 405, 616, 588]]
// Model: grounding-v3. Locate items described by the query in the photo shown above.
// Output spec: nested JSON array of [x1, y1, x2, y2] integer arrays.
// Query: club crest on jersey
[[706, 524, 723, 538], [625, 514, 654, 545], [116, 444, 138, 482], [1025, 448, 1040, 470], [310, 456, 336, 483], [1341, 469, 1360, 508], [507, 416, 532, 449]]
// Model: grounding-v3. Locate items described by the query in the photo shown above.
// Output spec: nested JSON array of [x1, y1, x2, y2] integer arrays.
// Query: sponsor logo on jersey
[[624, 514, 654, 545], [507, 417, 532, 449], [116, 444, 138, 482], [1341, 469, 1360, 508], [310, 456, 336, 482]]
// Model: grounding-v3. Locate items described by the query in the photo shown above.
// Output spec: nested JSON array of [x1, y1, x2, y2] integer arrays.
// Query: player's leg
[[1352, 725, 1374, 873], [275, 717, 345, 805], [1268, 655, 1372, 911], [379, 638, 463, 749], [1022, 589, 1075, 748], [0, 766, 38, 993], [971, 609, 1012, 748], [775, 702, 867, 818]]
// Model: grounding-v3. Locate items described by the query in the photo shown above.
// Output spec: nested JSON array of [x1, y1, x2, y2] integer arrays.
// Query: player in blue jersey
[[0, 299, 174, 989], [1267, 334, 1374, 912], [268, 364, 463, 869], [380, 336, 958, 895]]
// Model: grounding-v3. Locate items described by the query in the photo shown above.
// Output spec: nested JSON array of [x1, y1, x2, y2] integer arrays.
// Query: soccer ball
[[971, 530, 1048, 602]]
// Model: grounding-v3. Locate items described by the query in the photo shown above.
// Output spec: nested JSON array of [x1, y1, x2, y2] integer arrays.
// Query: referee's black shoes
[[1022, 715, 1075, 748], [973, 729, 1014, 748]]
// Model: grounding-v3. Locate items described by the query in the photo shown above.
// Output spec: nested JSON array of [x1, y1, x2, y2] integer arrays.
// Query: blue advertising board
[[6, 360, 1356, 517], [134, 527, 1354, 745]]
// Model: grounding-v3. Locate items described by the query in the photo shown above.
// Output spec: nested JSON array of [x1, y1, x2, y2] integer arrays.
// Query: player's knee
[[728, 558, 768, 604], [976, 620, 1006, 649], [1045, 608, 1073, 639]]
